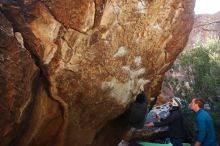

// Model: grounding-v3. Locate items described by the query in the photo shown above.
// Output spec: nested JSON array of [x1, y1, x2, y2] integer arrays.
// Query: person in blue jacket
[[190, 97, 218, 146]]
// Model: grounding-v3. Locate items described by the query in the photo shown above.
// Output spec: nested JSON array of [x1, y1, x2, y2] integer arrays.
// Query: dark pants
[[170, 138, 183, 146]]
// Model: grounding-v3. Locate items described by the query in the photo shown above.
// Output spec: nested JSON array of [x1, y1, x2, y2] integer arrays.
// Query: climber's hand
[[145, 122, 154, 127], [155, 114, 160, 120]]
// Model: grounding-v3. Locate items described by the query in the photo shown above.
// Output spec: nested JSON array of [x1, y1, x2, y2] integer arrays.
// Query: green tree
[[164, 38, 220, 143], [179, 38, 220, 101]]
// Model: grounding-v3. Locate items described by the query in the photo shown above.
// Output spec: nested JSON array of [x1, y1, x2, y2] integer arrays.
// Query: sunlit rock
[[0, 0, 195, 145]]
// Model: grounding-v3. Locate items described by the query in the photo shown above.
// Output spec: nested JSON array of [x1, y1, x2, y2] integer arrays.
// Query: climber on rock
[[117, 91, 148, 146]]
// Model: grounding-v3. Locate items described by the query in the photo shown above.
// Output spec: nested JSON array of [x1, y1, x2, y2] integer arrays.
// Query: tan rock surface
[[0, 0, 195, 145]]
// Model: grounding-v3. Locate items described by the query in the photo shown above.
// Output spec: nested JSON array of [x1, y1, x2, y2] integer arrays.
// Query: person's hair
[[193, 97, 204, 108], [135, 91, 147, 103]]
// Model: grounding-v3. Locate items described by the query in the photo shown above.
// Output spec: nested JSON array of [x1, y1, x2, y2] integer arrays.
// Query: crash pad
[[138, 141, 191, 146]]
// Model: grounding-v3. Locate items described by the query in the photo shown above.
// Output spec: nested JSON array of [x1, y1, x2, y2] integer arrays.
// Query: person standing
[[145, 96, 185, 146], [190, 97, 218, 146]]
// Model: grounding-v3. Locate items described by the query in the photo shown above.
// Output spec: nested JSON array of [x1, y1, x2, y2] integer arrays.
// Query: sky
[[194, 0, 220, 14]]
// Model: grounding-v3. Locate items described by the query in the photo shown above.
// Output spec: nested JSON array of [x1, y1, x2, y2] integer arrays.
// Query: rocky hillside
[[0, 0, 195, 146], [186, 11, 220, 48]]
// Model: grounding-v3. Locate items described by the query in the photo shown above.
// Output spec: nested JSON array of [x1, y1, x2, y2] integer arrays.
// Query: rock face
[[186, 11, 220, 48], [0, 0, 195, 146], [0, 11, 63, 146], [0, 12, 38, 146]]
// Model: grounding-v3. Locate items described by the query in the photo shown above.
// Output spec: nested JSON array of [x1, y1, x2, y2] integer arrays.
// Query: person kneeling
[[145, 97, 185, 146]]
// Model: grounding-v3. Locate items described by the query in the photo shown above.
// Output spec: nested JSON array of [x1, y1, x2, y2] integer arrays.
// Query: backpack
[[182, 112, 196, 143]]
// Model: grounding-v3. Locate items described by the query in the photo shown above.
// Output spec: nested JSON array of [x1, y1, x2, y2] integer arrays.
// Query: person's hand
[[194, 141, 201, 146], [154, 114, 160, 120], [145, 122, 154, 127]]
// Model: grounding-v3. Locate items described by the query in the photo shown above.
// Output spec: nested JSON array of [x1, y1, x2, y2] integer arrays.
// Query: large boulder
[[0, 0, 195, 145]]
